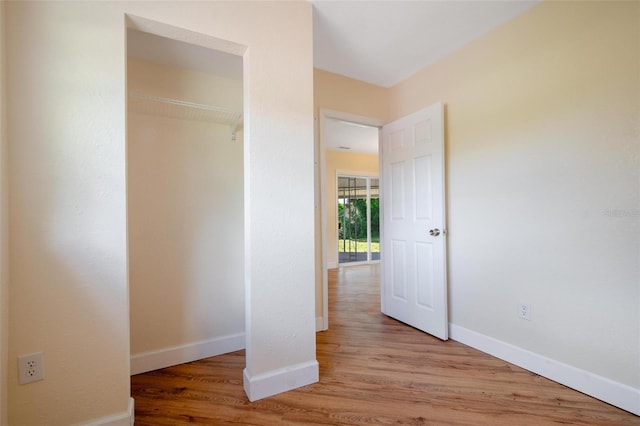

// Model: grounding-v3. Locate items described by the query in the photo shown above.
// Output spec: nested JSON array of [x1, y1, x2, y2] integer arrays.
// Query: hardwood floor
[[131, 265, 639, 425]]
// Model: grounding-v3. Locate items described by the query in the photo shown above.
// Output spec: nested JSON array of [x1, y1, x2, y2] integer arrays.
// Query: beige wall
[[314, 69, 389, 121], [0, 2, 7, 423], [6, 1, 315, 423], [325, 151, 379, 267], [7, 2, 130, 424], [127, 59, 244, 359], [390, 0, 639, 388]]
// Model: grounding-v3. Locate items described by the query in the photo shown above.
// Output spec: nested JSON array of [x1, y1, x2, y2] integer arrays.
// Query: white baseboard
[[316, 316, 327, 332], [80, 397, 134, 426], [243, 360, 319, 402], [449, 324, 640, 416], [130, 333, 245, 375]]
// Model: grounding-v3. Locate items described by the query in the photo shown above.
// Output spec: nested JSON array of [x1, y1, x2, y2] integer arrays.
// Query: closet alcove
[[126, 29, 245, 374]]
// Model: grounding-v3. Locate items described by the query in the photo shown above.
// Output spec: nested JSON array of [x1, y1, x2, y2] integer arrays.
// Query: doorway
[[318, 109, 383, 330], [337, 175, 380, 265]]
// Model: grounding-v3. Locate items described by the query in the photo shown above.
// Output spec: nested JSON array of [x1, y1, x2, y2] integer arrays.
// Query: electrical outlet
[[518, 302, 532, 320], [518, 302, 532, 321], [18, 352, 44, 384]]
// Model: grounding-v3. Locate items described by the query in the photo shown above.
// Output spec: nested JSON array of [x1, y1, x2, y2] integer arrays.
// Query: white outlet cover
[[518, 302, 532, 321], [18, 352, 44, 384]]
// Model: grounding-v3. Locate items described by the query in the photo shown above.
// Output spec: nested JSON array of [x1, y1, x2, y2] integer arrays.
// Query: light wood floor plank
[[131, 264, 639, 425]]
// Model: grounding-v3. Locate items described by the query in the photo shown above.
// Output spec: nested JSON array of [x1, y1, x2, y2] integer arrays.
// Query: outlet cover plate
[[18, 352, 44, 384], [518, 302, 532, 321]]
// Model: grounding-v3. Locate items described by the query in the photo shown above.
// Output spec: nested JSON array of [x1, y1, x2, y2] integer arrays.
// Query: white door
[[380, 102, 448, 340]]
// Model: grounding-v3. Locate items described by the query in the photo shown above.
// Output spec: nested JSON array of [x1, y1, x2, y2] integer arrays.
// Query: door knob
[[429, 228, 440, 237]]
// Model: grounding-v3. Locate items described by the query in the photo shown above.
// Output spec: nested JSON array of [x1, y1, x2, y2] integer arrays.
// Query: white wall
[[390, 0, 639, 395], [6, 1, 316, 424], [0, 2, 8, 423], [128, 58, 244, 370]]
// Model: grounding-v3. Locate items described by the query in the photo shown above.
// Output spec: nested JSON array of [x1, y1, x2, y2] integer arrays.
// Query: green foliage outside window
[[338, 198, 379, 243]]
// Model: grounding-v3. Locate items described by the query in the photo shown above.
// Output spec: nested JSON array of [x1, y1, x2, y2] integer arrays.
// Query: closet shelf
[[128, 92, 243, 140]]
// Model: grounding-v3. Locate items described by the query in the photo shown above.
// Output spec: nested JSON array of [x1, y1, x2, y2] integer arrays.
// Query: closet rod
[[129, 92, 232, 114], [129, 92, 243, 141]]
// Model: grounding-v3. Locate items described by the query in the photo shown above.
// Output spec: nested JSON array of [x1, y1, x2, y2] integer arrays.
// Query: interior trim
[[450, 324, 640, 416]]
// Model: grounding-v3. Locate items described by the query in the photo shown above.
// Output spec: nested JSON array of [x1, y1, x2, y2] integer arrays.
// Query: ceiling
[[312, 0, 540, 88], [127, 29, 243, 80], [127, 1, 541, 154], [324, 118, 380, 155]]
